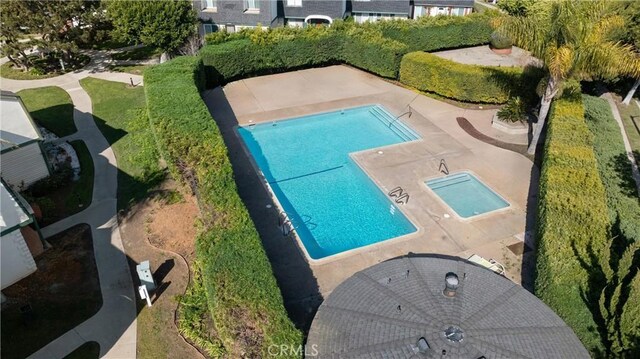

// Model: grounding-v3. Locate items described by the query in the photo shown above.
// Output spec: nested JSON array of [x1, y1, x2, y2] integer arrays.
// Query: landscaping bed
[[0, 55, 89, 80], [0, 224, 102, 359], [22, 140, 93, 226]]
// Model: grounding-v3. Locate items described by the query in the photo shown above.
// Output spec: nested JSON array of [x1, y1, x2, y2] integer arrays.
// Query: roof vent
[[444, 326, 464, 343], [443, 272, 459, 297]]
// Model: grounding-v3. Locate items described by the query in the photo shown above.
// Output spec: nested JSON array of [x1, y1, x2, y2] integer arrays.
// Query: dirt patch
[[1, 224, 101, 359], [119, 182, 204, 359], [146, 195, 199, 262]]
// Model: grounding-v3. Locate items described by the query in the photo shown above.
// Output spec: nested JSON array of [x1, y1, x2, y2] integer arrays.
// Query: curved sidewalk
[[2, 68, 142, 358]]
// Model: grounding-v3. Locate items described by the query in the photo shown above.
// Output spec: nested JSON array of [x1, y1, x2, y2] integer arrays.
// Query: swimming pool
[[425, 172, 509, 219], [238, 105, 418, 260]]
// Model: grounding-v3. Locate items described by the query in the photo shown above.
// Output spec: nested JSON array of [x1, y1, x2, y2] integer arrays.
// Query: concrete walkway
[[1, 59, 142, 357], [602, 93, 640, 195]]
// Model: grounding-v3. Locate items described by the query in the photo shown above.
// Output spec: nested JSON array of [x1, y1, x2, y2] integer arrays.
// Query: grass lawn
[[63, 342, 100, 359], [1, 62, 60, 80], [0, 225, 102, 359], [79, 77, 163, 210], [17, 86, 76, 137], [108, 64, 153, 76], [617, 100, 640, 166], [111, 45, 162, 61], [1, 55, 89, 80]]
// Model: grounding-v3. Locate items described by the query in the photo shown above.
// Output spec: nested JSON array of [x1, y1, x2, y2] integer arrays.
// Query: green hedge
[[200, 14, 499, 86], [377, 11, 498, 52], [536, 95, 610, 354], [200, 26, 342, 85], [144, 56, 302, 357], [399, 51, 542, 104], [583, 95, 640, 243], [341, 27, 408, 78]]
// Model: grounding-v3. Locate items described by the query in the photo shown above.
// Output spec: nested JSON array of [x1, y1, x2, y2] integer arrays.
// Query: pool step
[[369, 106, 419, 142]]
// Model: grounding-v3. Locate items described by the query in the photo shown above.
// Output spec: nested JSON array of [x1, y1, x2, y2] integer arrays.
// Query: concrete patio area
[[432, 45, 540, 68], [203, 65, 538, 327]]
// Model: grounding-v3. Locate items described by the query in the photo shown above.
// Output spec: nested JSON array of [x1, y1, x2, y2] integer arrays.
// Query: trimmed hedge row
[[200, 26, 408, 83], [583, 95, 640, 243], [377, 11, 498, 52], [399, 51, 542, 103], [536, 94, 610, 354], [201, 13, 500, 86], [144, 56, 302, 358]]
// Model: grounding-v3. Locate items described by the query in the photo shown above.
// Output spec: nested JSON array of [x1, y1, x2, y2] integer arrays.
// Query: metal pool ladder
[[388, 186, 410, 205], [439, 159, 450, 175]]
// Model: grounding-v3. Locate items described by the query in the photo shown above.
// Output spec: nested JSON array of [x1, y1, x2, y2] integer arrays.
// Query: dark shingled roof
[[307, 255, 590, 358]]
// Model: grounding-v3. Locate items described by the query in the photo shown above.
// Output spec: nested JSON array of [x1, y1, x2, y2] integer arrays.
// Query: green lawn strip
[[0, 225, 101, 359], [66, 140, 94, 211], [79, 77, 163, 210], [1, 62, 60, 80], [111, 45, 161, 61], [108, 64, 153, 75], [584, 95, 640, 243], [17, 86, 76, 137], [617, 100, 640, 165], [63, 342, 100, 359]]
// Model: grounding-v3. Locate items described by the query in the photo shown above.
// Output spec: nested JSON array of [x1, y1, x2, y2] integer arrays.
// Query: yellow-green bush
[[377, 11, 499, 52], [399, 51, 542, 104], [145, 56, 302, 357], [536, 95, 610, 354]]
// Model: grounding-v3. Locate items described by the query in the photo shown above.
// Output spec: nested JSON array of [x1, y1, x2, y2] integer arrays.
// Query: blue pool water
[[425, 172, 509, 218], [238, 105, 418, 259]]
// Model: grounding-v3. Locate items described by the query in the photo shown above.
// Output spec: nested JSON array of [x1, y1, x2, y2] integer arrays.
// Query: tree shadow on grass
[[571, 217, 640, 358], [611, 152, 640, 198]]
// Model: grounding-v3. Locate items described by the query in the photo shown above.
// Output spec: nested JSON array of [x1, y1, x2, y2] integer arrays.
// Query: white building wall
[[1, 230, 37, 289], [0, 143, 49, 189]]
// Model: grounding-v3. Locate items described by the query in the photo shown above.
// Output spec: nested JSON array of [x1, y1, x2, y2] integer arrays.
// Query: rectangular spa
[[425, 172, 509, 219], [237, 105, 418, 260]]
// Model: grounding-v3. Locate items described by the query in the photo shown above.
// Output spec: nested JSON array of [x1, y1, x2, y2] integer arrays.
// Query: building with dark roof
[[412, 0, 474, 18], [352, 0, 412, 23], [307, 255, 590, 358]]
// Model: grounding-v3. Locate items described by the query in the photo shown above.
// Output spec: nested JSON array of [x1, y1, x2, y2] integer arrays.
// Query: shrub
[[145, 56, 302, 357], [376, 12, 499, 52], [536, 95, 610, 354], [497, 97, 526, 122], [399, 51, 541, 103], [490, 31, 512, 49], [200, 26, 341, 85], [341, 26, 408, 78], [200, 13, 501, 85]]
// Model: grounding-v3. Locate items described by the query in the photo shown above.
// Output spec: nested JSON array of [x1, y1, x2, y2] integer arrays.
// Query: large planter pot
[[490, 46, 512, 55], [491, 114, 528, 135]]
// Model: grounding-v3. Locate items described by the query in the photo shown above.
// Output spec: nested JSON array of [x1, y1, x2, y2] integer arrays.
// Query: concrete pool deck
[[203, 65, 537, 327]]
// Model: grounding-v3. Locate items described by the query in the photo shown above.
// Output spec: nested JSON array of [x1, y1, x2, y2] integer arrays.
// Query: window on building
[[202, 0, 216, 9], [203, 24, 219, 34], [413, 6, 425, 19], [244, 0, 259, 11], [286, 0, 302, 6]]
